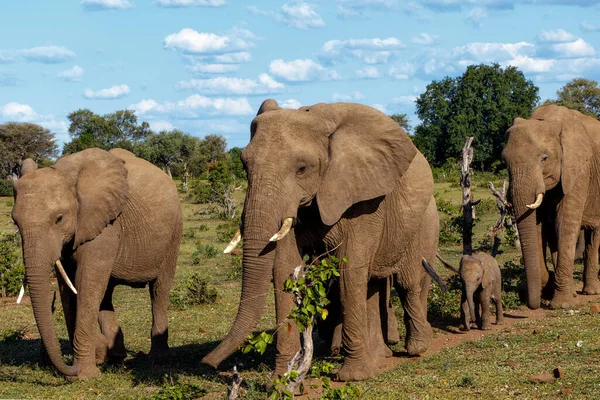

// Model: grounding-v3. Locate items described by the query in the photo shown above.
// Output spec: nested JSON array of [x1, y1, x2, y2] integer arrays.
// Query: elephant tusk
[[16, 283, 25, 304], [269, 217, 294, 242], [224, 229, 242, 254], [56, 259, 77, 295], [526, 193, 544, 209]]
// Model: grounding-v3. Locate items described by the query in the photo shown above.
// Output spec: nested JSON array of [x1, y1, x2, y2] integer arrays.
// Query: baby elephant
[[459, 253, 503, 331]]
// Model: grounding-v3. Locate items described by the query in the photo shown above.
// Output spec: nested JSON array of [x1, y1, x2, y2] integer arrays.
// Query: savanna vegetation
[[1, 69, 600, 398]]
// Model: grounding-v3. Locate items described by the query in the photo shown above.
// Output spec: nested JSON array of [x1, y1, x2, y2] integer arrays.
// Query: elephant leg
[[330, 319, 343, 355], [71, 232, 118, 379], [479, 289, 492, 330], [382, 276, 400, 345], [367, 278, 392, 362], [272, 236, 301, 379], [582, 229, 600, 295], [395, 272, 432, 356], [493, 288, 504, 325], [99, 282, 126, 360], [336, 256, 379, 381], [551, 218, 583, 309], [459, 290, 470, 331], [149, 243, 177, 356]]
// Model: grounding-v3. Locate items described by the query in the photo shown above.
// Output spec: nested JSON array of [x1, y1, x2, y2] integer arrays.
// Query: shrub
[[474, 198, 497, 215], [216, 223, 238, 243], [169, 272, 218, 309], [0, 233, 24, 297], [228, 254, 242, 281], [435, 194, 460, 215], [197, 224, 209, 232], [427, 284, 462, 320], [191, 243, 218, 264], [0, 180, 14, 197], [500, 260, 526, 309], [439, 215, 463, 244], [182, 228, 195, 239], [143, 376, 207, 400]]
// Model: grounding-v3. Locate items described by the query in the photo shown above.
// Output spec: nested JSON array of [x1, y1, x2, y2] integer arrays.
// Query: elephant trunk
[[465, 285, 477, 325], [201, 183, 279, 368], [22, 233, 78, 376], [510, 168, 545, 309]]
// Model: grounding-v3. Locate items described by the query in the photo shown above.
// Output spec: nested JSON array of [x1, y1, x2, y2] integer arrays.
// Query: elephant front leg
[[479, 289, 492, 330], [396, 273, 432, 355], [459, 291, 470, 331], [551, 218, 583, 309], [336, 258, 379, 381], [99, 283, 126, 360], [582, 229, 600, 295]]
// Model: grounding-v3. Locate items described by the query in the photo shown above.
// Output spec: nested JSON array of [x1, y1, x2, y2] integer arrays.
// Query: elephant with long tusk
[[11, 148, 182, 379]]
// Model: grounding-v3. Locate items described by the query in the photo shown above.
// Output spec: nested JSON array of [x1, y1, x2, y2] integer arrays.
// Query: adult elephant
[[12, 148, 182, 379], [201, 100, 439, 381], [502, 104, 600, 309]]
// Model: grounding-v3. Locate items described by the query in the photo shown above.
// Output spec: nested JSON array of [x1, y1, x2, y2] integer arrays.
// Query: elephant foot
[[582, 280, 600, 295], [405, 336, 430, 356], [67, 365, 100, 381], [550, 290, 579, 309], [335, 358, 379, 381], [459, 324, 470, 332]]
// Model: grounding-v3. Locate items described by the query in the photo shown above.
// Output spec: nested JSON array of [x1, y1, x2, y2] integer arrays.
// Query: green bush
[[189, 179, 212, 204], [427, 284, 462, 320], [197, 224, 209, 232], [435, 194, 460, 215], [182, 228, 195, 239], [0, 233, 24, 297], [0, 180, 14, 197], [439, 215, 463, 244], [143, 376, 207, 400], [191, 243, 218, 264], [501, 260, 526, 309], [169, 272, 218, 309], [216, 223, 238, 243], [228, 254, 242, 281], [474, 198, 497, 215]]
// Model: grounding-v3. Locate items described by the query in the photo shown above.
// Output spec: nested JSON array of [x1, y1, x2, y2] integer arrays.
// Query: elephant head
[[201, 99, 417, 367], [11, 148, 128, 376], [501, 104, 591, 309], [459, 255, 492, 324]]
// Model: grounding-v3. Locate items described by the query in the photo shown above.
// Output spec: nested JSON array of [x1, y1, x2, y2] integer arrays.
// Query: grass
[[0, 180, 596, 399]]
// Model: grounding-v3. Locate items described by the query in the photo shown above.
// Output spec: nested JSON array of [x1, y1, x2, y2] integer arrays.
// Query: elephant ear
[[315, 103, 417, 226], [557, 107, 592, 196], [54, 148, 129, 248]]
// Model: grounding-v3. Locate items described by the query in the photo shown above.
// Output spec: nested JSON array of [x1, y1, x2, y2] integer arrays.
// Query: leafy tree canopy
[[545, 78, 600, 119], [63, 109, 151, 155], [412, 64, 540, 169], [134, 130, 200, 178], [388, 113, 411, 133], [0, 122, 58, 178]]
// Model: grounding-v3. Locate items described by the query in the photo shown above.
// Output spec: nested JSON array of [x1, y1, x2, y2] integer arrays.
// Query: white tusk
[[526, 193, 544, 209], [269, 217, 294, 242], [56, 259, 77, 295], [224, 229, 242, 254], [16, 283, 25, 304]]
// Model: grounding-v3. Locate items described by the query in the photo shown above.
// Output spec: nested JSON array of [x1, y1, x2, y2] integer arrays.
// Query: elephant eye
[[541, 154, 548, 163], [296, 165, 307, 176], [55, 214, 63, 224]]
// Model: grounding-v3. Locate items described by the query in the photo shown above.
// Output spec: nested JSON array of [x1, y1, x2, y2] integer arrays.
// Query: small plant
[[458, 375, 475, 387], [169, 272, 218, 309], [182, 228, 195, 239], [0, 179, 14, 197], [474, 198, 497, 215], [427, 283, 462, 320], [439, 215, 463, 244], [143, 375, 207, 400], [501, 260, 526, 310], [197, 223, 210, 232], [216, 223, 238, 243], [228, 254, 242, 281], [434, 194, 460, 215], [0, 233, 24, 297], [191, 243, 218, 264]]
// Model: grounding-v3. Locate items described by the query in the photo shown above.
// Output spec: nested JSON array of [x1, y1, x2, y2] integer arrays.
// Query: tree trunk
[[461, 137, 474, 255]]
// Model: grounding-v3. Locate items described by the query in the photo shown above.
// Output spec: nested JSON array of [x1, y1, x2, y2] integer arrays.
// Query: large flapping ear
[[315, 103, 417, 225], [20, 159, 38, 177], [554, 107, 592, 195], [54, 148, 129, 248]]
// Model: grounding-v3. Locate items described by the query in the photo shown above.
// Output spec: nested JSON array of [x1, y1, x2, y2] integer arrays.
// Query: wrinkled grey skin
[[459, 253, 503, 331], [201, 100, 439, 381], [12, 148, 182, 380]]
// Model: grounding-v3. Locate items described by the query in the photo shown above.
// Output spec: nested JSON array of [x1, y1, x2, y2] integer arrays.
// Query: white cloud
[[504, 55, 556, 73], [465, 7, 487, 28], [388, 63, 416, 79], [0, 102, 68, 134], [391, 95, 417, 105], [213, 52, 252, 63], [177, 74, 284, 95], [582, 21, 600, 32], [538, 29, 576, 43], [371, 103, 387, 113], [453, 41, 535, 62], [355, 66, 380, 79], [321, 37, 406, 64], [164, 28, 252, 54], [337, 0, 398, 18], [129, 95, 254, 117], [269, 59, 339, 81], [0, 46, 76, 64], [551, 38, 595, 58], [332, 91, 364, 101], [81, 0, 134, 11], [249, 2, 325, 30], [412, 33, 438, 46], [280, 99, 302, 108], [83, 84, 130, 100], [149, 120, 175, 132], [156, 0, 225, 7], [57, 65, 84, 82], [188, 63, 239, 74]]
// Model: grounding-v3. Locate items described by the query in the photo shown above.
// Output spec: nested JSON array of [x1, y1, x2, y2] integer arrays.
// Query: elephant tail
[[421, 257, 447, 292], [435, 252, 459, 273]]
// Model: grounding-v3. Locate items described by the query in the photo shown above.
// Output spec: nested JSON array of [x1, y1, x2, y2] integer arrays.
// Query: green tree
[[413, 64, 539, 169], [547, 78, 600, 119], [135, 130, 199, 178], [63, 109, 151, 155], [227, 147, 246, 181], [389, 113, 411, 133], [0, 122, 58, 178]]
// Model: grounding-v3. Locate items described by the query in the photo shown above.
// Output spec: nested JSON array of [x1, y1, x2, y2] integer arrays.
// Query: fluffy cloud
[[213, 52, 252, 63], [249, 2, 325, 29], [332, 91, 364, 101], [0, 102, 68, 134], [538, 29, 576, 43], [129, 95, 254, 117], [280, 99, 302, 108], [81, 0, 134, 11], [388, 63, 417, 80], [355, 66, 380, 79], [149, 120, 175, 132], [465, 7, 487, 28], [0, 46, 76, 64], [83, 84, 130, 99], [453, 41, 535, 63], [391, 95, 417, 105], [269, 59, 339, 81], [164, 28, 252, 54], [156, 0, 225, 7], [321, 37, 406, 64], [57, 65, 84, 82], [188, 63, 239, 74], [177, 74, 284, 95], [370, 103, 387, 113], [412, 33, 438, 46], [551, 38, 595, 58]]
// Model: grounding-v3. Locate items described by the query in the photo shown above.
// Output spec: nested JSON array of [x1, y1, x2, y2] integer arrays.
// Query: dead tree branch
[[461, 137, 475, 255]]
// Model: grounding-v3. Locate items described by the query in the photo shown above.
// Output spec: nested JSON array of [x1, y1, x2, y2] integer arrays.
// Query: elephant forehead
[[14, 172, 74, 210]]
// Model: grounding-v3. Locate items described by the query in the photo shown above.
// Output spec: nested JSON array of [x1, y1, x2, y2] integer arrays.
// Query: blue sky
[[1, 0, 599, 149]]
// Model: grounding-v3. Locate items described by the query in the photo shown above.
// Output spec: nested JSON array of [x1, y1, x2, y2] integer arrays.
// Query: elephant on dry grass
[[201, 100, 439, 381], [502, 104, 600, 309], [12, 148, 182, 379]]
